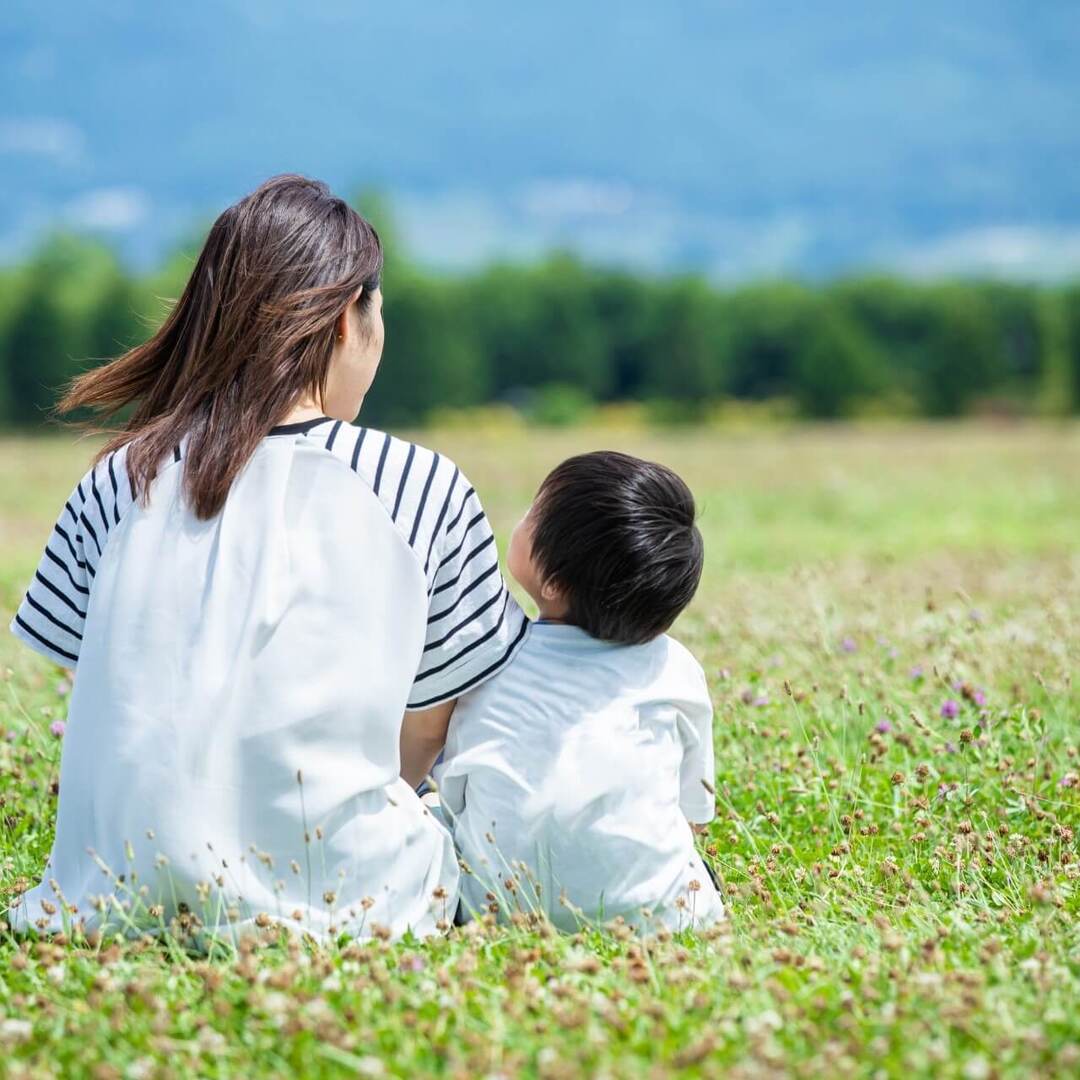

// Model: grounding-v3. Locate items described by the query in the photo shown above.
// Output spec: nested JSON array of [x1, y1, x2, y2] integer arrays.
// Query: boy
[[432, 451, 722, 931]]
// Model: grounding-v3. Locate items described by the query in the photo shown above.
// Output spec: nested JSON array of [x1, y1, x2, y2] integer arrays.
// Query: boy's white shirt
[[435, 621, 724, 931]]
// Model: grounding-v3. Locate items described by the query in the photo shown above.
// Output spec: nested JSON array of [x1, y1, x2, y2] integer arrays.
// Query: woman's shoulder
[[9, 442, 144, 669], [63, 442, 141, 552], [310, 421, 475, 570]]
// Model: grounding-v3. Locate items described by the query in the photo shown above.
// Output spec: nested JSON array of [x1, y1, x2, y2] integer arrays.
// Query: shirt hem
[[9, 615, 78, 670]]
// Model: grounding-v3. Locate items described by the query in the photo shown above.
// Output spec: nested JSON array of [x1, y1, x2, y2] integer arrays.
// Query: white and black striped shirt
[[11, 416, 529, 707], [8, 416, 529, 941]]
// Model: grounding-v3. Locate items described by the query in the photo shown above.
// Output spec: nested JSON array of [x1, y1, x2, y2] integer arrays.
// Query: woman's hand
[[399, 700, 456, 789]]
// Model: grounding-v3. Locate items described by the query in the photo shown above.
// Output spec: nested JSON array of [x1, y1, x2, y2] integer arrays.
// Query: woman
[[8, 175, 529, 943]]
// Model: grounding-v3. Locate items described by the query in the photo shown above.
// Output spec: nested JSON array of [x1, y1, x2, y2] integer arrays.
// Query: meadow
[[1, 421, 1079, 1078]]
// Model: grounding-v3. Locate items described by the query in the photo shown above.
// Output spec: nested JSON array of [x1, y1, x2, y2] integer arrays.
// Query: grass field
[[1, 422, 1079, 1078]]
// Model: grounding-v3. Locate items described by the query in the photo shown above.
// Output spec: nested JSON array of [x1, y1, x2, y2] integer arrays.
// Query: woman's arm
[[400, 700, 456, 789]]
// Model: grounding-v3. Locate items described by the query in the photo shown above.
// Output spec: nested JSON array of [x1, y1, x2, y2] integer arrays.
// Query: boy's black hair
[[529, 451, 704, 646]]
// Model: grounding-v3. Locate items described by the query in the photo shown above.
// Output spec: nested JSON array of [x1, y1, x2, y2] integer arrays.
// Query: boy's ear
[[539, 576, 564, 605]]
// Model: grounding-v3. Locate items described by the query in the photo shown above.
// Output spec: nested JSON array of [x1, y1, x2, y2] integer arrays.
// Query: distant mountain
[[3, 1, 1079, 279]]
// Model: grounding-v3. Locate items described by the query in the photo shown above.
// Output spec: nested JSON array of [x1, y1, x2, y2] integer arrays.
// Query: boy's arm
[[400, 700, 456, 789], [677, 660, 716, 826]]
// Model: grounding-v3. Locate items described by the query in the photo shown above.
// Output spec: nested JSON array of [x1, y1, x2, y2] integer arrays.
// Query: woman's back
[[10, 418, 528, 941]]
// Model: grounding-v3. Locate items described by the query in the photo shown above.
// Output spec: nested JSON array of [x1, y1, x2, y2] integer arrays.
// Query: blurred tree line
[[1, 214, 1078, 428]]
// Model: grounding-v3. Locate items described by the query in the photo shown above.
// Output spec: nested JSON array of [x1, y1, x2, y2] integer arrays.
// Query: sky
[[2, 1, 1079, 279]]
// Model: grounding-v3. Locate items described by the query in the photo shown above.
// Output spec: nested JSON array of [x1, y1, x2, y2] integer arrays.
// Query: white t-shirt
[[8, 417, 528, 942], [434, 622, 723, 932]]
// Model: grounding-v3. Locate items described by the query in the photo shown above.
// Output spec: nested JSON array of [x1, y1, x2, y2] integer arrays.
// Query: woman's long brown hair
[[58, 174, 383, 519]]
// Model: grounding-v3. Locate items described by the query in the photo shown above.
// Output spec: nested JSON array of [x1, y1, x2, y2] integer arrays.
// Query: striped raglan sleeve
[[9, 451, 131, 669], [406, 469, 530, 710]]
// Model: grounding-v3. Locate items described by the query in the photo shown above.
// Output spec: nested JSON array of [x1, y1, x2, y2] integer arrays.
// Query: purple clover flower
[[840, 636, 857, 654], [49, 720, 66, 738], [940, 699, 960, 720], [875, 719, 893, 734], [909, 665, 924, 681]]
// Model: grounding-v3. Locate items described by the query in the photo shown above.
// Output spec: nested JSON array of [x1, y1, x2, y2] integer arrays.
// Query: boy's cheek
[[507, 524, 527, 587], [507, 519, 540, 599]]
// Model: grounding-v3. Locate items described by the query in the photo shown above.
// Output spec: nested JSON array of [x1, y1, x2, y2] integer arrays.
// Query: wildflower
[[49, 720, 66, 738], [973, 689, 987, 707], [940, 700, 960, 720], [910, 665, 925, 681], [841, 636, 857, 654], [0, 1019, 33, 1045], [875, 719, 893, 735], [1060, 774, 1078, 789]]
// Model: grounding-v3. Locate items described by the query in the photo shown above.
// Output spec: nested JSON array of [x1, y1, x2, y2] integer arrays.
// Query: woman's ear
[[335, 288, 365, 344]]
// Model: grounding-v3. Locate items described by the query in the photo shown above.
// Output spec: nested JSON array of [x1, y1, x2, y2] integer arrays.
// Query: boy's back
[[436, 622, 723, 931]]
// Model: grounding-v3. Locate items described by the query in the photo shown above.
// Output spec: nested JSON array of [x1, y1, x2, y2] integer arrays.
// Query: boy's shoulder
[[649, 633, 710, 699], [458, 626, 705, 701], [656, 633, 706, 675]]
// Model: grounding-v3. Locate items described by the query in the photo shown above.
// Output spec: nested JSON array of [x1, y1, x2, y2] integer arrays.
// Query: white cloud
[[519, 179, 635, 218], [392, 185, 817, 278], [393, 191, 524, 267], [890, 225, 1080, 281], [0, 117, 84, 162], [63, 188, 151, 232]]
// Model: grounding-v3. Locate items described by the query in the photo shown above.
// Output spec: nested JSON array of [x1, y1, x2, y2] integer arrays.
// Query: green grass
[[2, 421, 1079, 1078]]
